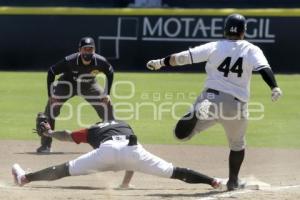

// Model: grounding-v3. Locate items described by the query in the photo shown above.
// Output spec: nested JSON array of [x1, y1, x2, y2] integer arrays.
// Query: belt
[[206, 88, 241, 102], [206, 88, 220, 95], [102, 134, 137, 146]]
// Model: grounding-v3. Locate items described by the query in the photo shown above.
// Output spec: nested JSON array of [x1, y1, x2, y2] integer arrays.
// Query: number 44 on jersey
[[217, 57, 243, 77]]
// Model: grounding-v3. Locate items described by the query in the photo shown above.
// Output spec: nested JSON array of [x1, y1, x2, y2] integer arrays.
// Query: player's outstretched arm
[[146, 50, 192, 70], [258, 67, 282, 101], [47, 69, 56, 97], [47, 59, 66, 97], [40, 122, 74, 142], [48, 130, 74, 142]]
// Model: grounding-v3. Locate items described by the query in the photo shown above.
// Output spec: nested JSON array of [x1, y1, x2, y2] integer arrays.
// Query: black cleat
[[36, 145, 51, 153], [226, 179, 246, 191]]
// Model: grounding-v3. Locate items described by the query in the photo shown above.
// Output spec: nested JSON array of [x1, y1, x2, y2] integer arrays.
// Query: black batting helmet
[[224, 14, 246, 37], [79, 37, 95, 48]]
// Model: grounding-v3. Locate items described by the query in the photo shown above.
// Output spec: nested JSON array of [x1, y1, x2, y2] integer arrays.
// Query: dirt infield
[[0, 140, 299, 200]]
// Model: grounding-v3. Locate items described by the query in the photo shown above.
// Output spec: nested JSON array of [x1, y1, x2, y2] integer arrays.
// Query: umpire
[[36, 36, 115, 153]]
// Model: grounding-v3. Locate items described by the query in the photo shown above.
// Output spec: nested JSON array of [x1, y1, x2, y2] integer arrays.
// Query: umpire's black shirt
[[47, 53, 114, 97]]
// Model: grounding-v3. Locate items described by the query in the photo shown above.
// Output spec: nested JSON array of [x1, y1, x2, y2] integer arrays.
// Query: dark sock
[[174, 112, 198, 139], [229, 149, 245, 182], [25, 163, 70, 182], [171, 167, 213, 185], [49, 117, 55, 130]]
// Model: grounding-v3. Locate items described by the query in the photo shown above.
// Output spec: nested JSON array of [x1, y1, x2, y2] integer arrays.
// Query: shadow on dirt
[[31, 185, 209, 192], [31, 185, 106, 190], [146, 190, 227, 198], [14, 152, 84, 155]]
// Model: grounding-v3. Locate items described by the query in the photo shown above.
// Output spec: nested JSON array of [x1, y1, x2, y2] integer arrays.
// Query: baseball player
[[146, 14, 282, 190], [36, 36, 115, 153], [13, 120, 221, 190]]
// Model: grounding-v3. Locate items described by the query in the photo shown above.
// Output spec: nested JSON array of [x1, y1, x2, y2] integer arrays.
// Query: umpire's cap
[[79, 37, 95, 48], [224, 14, 246, 37]]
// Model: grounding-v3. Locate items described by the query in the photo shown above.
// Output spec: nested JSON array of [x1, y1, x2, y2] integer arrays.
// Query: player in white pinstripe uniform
[[146, 13, 282, 190]]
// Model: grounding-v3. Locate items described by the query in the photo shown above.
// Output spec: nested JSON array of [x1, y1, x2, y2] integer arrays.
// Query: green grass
[[0, 71, 299, 148]]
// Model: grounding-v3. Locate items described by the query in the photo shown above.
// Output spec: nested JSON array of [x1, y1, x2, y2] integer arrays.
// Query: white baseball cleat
[[211, 178, 222, 189], [12, 163, 28, 186]]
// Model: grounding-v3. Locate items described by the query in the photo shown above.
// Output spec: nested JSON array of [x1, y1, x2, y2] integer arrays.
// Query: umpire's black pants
[[42, 80, 114, 148]]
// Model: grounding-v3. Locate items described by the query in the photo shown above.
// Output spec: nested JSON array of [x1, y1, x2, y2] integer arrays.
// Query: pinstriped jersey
[[189, 40, 270, 102]]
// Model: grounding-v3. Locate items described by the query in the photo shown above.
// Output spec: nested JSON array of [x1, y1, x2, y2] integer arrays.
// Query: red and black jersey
[[71, 120, 134, 149]]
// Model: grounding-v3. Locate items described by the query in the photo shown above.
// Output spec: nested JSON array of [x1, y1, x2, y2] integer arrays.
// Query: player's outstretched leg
[[129, 144, 221, 189], [171, 167, 221, 189], [12, 163, 70, 186]]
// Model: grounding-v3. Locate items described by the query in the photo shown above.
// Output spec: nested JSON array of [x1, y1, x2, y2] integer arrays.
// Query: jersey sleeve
[[47, 58, 68, 97], [99, 58, 114, 95], [50, 58, 67, 75], [248, 46, 270, 71], [189, 42, 215, 64], [71, 128, 88, 144]]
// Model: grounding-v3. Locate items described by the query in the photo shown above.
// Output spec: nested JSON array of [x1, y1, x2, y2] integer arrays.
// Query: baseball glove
[[33, 112, 50, 137]]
